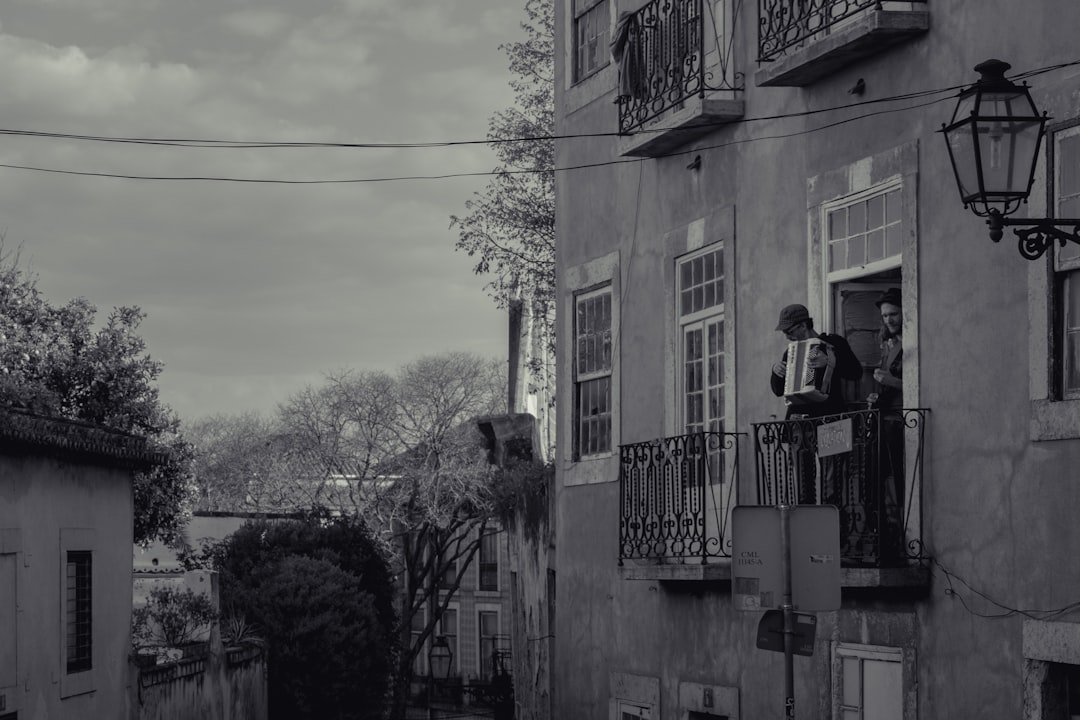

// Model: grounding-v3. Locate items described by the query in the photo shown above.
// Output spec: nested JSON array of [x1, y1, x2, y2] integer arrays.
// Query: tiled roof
[[0, 405, 165, 469]]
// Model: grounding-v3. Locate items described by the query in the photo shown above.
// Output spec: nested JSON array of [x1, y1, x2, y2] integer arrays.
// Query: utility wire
[[0, 57, 1077, 184]]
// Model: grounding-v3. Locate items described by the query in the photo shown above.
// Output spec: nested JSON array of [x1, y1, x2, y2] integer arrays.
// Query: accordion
[[783, 338, 836, 405]]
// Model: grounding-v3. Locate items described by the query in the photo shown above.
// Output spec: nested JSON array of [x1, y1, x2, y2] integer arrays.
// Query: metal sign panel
[[816, 417, 853, 457], [789, 505, 842, 612], [755, 610, 817, 656], [732, 506, 784, 611], [731, 505, 841, 612]]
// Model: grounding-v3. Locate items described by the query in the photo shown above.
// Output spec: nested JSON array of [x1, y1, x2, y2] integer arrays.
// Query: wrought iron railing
[[752, 408, 927, 567], [615, 0, 742, 134], [619, 431, 739, 564], [757, 0, 926, 62]]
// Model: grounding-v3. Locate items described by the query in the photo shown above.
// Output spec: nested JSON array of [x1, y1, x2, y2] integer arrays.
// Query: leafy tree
[[132, 586, 218, 651], [0, 243, 194, 545], [186, 352, 508, 720], [207, 514, 396, 720], [450, 0, 555, 383]]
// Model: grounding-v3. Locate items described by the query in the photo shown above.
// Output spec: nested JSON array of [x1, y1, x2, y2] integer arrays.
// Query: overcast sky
[[0, 0, 521, 422]]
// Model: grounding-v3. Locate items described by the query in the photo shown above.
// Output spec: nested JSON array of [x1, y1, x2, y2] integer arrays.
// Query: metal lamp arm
[[986, 209, 1080, 260]]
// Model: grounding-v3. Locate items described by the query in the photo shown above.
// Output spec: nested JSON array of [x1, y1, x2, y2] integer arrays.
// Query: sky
[[0, 0, 522, 422]]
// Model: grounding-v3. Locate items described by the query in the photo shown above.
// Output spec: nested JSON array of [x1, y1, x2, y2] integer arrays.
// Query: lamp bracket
[[986, 210, 1080, 260]]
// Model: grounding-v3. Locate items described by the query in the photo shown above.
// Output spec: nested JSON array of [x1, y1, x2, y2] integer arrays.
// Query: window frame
[[574, 285, 614, 460], [835, 643, 904, 720], [476, 605, 502, 682], [1050, 121, 1080, 400], [477, 529, 500, 593], [676, 244, 726, 436], [1029, 117, 1080, 441], [59, 528, 96, 698], [572, 0, 611, 84], [821, 178, 904, 288]]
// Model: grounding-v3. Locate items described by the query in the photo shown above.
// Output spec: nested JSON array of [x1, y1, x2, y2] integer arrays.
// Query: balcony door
[[676, 245, 731, 560]]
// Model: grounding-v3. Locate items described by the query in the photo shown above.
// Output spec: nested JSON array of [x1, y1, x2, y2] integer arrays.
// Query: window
[[678, 245, 725, 435], [618, 700, 652, 720], [574, 287, 613, 458], [825, 182, 902, 282], [438, 607, 458, 677], [822, 179, 905, 403], [573, 0, 610, 83], [411, 609, 427, 676], [65, 551, 92, 674], [439, 556, 458, 589], [478, 531, 499, 592], [836, 644, 903, 720], [1053, 125, 1080, 399], [477, 609, 501, 681]]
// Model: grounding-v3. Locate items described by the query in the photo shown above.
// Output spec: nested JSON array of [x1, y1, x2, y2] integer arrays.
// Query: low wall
[[131, 643, 267, 720]]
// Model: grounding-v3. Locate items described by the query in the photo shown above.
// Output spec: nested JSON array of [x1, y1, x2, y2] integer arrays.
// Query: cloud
[[220, 9, 293, 39]]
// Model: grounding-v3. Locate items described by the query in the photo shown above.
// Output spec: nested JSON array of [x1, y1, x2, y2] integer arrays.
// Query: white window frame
[[477, 528, 500, 593], [574, 285, 614, 460], [1029, 118, 1080, 440], [835, 643, 904, 720], [475, 604, 502, 682], [821, 177, 904, 291], [677, 243, 726, 436], [1051, 123, 1080, 400], [572, 0, 611, 83]]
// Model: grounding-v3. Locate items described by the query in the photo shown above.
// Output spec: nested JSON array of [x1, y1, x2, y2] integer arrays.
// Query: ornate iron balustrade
[[615, 0, 741, 134], [752, 408, 927, 567], [619, 431, 739, 564], [757, 0, 926, 62]]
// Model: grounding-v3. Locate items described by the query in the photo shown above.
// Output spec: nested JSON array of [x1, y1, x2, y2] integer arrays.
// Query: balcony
[[614, 0, 744, 157], [752, 408, 929, 586], [618, 431, 739, 581], [756, 0, 928, 87]]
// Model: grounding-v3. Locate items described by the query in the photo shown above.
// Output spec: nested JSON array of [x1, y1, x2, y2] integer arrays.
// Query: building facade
[[553, 1, 1080, 718], [0, 407, 160, 720]]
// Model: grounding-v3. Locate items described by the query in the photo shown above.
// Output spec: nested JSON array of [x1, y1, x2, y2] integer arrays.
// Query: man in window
[[769, 303, 862, 506]]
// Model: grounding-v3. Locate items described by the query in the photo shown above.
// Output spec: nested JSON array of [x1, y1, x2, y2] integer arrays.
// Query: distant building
[[0, 406, 162, 719]]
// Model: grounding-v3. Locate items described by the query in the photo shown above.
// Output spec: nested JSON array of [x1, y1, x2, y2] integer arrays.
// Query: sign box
[[732, 505, 841, 612]]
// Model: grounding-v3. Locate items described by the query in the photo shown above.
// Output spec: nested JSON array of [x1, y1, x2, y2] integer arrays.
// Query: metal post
[[780, 504, 795, 720]]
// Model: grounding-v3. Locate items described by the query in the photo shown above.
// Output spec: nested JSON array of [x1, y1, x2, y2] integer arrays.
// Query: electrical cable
[[0, 58, 1075, 184]]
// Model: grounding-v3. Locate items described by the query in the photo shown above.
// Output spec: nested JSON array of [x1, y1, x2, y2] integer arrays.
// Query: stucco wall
[[0, 452, 135, 720], [553, 1, 1080, 719]]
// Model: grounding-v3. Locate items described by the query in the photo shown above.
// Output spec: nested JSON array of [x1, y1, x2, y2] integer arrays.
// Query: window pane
[[867, 193, 884, 228], [1066, 273, 1080, 393], [842, 657, 861, 706], [886, 189, 901, 223], [848, 235, 866, 267], [849, 201, 866, 234], [866, 228, 885, 262], [829, 240, 844, 272], [66, 551, 92, 674], [829, 209, 847, 240], [885, 223, 902, 258]]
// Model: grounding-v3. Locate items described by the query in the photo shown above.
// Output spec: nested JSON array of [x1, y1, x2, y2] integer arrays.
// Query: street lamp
[[427, 635, 453, 720], [941, 58, 1080, 260]]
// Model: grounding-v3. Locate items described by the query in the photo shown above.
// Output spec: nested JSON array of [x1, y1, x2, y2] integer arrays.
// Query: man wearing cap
[[769, 303, 861, 418], [769, 303, 862, 509]]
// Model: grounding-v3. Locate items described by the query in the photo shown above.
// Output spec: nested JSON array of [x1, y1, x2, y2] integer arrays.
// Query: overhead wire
[[0, 57, 1077, 184]]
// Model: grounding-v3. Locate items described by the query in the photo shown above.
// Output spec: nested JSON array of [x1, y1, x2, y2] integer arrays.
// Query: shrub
[[132, 586, 218, 651]]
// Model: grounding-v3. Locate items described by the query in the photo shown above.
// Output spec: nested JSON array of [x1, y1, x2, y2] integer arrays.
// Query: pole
[[780, 504, 795, 720]]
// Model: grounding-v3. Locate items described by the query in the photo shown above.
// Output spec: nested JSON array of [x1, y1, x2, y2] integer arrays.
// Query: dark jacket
[[770, 333, 863, 419]]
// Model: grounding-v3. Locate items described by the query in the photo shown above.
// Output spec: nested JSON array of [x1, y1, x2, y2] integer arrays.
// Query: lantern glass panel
[[973, 113, 1042, 198], [945, 118, 980, 202]]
